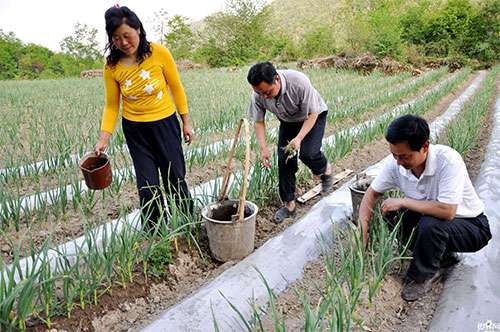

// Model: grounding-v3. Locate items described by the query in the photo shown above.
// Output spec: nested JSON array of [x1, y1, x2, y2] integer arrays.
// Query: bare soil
[[29, 239, 219, 332], [298, 53, 422, 76]]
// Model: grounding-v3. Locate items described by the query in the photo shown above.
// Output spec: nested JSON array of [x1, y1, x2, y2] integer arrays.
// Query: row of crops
[[0, 67, 452, 234], [0, 65, 497, 330]]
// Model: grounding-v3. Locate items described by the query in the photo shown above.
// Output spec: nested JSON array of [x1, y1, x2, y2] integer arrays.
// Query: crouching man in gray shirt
[[247, 62, 333, 224], [359, 115, 491, 301]]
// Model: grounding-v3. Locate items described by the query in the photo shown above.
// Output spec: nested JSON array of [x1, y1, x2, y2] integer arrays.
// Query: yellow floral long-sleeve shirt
[[100, 42, 189, 134]]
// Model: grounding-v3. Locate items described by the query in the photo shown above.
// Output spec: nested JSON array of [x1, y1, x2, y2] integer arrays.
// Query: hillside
[[191, 0, 340, 39], [267, 0, 339, 39]]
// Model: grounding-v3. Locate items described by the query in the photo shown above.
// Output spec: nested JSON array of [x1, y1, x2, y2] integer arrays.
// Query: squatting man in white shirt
[[358, 114, 492, 301]]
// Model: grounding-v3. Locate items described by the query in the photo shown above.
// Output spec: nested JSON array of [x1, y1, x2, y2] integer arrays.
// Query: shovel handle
[[218, 119, 244, 202], [217, 118, 251, 223], [238, 119, 250, 222]]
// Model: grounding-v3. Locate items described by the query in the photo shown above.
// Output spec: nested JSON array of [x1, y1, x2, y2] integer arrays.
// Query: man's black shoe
[[321, 173, 334, 194], [440, 252, 460, 269], [273, 206, 296, 224], [401, 271, 442, 301]]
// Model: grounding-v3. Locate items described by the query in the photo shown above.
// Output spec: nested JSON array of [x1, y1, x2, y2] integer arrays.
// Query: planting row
[[0, 68, 414, 172]]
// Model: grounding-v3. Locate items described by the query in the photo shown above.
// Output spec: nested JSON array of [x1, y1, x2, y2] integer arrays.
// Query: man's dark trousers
[[277, 111, 328, 203], [388, 209, 492, 282]]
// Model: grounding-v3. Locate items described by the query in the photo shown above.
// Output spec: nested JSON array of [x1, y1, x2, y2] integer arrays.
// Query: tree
[[400, 0, 499, 62], [60, 23, 101, 61], [164, 15, 195, 59], [197, 0, 271, 67], [0, 30, 23, 79], [18, 43, 54, 78]]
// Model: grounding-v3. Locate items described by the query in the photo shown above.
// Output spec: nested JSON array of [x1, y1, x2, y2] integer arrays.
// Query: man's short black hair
[[247, 61, 277, 86], [385, 115, 430, 151]]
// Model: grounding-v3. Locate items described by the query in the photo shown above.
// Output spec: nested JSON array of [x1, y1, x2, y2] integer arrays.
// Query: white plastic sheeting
[[324, 70, 462, 146], [0, 137, 240, 216], [429, 94, 500, 331], [0, 150, 86, 179], [430, 71, 487, 141]]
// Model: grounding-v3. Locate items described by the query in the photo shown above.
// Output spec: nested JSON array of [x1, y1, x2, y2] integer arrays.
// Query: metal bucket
[[79, 152, 113, 190], [202, 199, 258, 262], [349, 184, 366, 225]]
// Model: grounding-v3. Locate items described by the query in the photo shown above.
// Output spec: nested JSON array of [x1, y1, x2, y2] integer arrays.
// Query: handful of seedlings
[[282, 141, 298, 163]]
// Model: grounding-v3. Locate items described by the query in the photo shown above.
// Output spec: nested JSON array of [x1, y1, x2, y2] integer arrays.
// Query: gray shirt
[[248, 69, 328, 123]]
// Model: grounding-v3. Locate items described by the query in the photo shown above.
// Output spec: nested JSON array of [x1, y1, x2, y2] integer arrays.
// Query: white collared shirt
[[371, 144, 484, 218]]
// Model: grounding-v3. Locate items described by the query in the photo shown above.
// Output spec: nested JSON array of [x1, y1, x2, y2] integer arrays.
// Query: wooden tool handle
[[217, 118, 251, 223], [218, 119, 244, 202], [237, 119, 250, 222]]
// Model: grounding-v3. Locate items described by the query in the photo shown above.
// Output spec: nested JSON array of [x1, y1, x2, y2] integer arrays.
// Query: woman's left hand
[[183, 123, 193, 145]]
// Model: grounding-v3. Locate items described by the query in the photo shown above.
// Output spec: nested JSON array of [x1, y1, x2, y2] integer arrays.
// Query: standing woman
[[95, 5, 193, 228]]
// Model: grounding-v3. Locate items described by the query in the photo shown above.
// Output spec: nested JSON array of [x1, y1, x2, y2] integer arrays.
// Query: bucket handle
[[218, 118, 251, 222]]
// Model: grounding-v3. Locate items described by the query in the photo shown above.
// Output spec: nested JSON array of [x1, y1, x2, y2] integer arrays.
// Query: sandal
[[273, 206, 296, 224]]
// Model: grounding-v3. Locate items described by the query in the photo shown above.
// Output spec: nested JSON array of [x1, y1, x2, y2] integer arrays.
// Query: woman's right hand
[[94, 131, 111, 155]]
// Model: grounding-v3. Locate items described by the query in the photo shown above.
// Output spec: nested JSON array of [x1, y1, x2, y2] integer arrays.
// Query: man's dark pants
[[387, 209, 492, 282], [277, 111, 328, 203]]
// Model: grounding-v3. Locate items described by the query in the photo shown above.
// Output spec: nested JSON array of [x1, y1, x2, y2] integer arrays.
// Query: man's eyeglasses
[[253, 78, 277, 98]]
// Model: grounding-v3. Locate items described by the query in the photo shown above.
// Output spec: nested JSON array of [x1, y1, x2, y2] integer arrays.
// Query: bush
[[196, 0, 271, 67], [267, 34, 300, 62], [367, 1, 405, 60], [299, 26, 337, 59], [401, 0, 499, 64]]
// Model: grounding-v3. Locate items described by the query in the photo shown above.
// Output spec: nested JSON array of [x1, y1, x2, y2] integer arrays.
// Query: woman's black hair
[[385, 114, 430, 151], [104, 6, 151, 66], [247, 61, 278, 86]]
